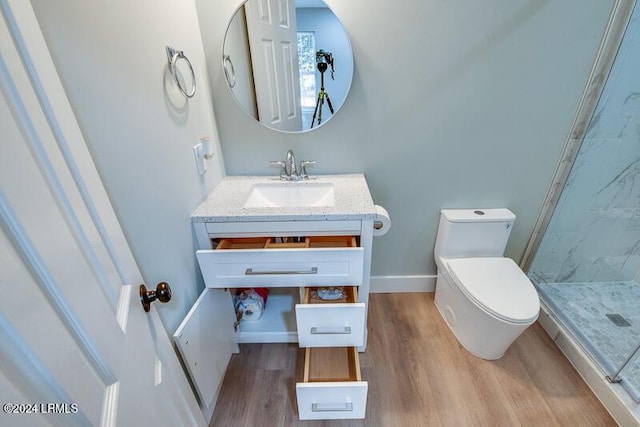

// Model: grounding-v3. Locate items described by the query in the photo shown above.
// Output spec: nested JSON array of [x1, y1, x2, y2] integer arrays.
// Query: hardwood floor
[[210, 293, 616, 426]]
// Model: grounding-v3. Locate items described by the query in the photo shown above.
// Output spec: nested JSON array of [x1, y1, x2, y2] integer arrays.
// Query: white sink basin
[[243, 182, 335, 208], [191, 174, 376, 220]]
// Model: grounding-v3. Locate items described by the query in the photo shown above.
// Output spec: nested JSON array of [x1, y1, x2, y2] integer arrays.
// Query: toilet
[[433, 208, 540, 360]]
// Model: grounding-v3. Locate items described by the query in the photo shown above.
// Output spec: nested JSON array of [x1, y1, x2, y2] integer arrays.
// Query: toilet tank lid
[[446, 257, 539, 324], [441, 208, 515, 223]]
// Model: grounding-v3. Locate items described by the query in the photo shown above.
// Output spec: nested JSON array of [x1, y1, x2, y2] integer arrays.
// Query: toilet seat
[[445, 257, 539, 324]]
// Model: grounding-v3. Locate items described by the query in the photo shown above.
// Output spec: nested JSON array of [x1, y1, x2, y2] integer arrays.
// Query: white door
[[245, 0, 302, 131], [0, 2, 205, 426]]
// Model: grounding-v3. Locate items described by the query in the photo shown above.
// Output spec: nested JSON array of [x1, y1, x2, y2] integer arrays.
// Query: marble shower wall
[[530, 10, 640, 284]]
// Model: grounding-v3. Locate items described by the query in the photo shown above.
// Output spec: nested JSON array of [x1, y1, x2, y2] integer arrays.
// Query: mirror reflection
[[223, 0, 353, 132]]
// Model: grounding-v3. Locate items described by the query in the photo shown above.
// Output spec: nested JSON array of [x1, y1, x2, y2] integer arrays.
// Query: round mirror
[[223, 0, 353, 132]]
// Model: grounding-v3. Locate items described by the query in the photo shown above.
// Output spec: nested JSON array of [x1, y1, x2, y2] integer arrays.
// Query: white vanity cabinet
[[173, 174, 378, 420]]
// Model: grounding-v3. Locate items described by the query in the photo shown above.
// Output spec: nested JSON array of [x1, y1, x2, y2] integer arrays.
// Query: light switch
[[193, 143, 207, 175]]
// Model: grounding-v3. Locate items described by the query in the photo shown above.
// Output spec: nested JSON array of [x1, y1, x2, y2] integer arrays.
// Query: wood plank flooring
[[210, 293, 616, 426]]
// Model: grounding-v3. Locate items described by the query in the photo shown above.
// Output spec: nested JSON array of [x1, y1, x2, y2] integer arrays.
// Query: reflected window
[[297, 32, 316, 108]]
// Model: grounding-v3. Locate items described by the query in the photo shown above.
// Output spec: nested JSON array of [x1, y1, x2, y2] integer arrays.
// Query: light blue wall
[[31, 0, 226, 333], [27, 0, 620, 335], [530, 7, 640, 284], [200, 0, 614, 278]]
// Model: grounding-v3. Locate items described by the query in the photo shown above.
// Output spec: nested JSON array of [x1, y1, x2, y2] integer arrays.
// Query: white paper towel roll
[[373, 204, 391, 236]]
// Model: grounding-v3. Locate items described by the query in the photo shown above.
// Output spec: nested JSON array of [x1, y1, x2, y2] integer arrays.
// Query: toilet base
[[434, 271, 536, 360]]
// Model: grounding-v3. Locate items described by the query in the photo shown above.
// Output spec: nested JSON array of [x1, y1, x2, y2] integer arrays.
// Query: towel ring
[[223, 55, 236, 88], [166, 46, 196, 98]]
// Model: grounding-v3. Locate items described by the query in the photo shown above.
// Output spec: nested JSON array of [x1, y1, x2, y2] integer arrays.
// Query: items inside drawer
[[214, 237, 309, 249], [303, 286, 358, 304], [304, 347, 362, 382], [211, 235, 359, 250]]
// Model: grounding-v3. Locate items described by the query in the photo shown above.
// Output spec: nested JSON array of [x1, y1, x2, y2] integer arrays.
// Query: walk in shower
[[526, 0, 640, 416]]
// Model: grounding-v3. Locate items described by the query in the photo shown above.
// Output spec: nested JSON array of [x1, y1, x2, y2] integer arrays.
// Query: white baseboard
[[370, 275, 436, 293]]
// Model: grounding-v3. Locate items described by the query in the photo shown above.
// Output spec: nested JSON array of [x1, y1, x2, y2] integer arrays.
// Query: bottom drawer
[[296, 347, 368, 420]]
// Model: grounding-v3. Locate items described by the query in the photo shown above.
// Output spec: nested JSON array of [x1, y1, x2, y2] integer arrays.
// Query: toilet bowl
[[433, 209, 540, 360]]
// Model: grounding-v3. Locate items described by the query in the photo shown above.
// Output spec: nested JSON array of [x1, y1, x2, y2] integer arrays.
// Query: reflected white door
[[0, 2, 204, 426], [245, 0, 302, 131]]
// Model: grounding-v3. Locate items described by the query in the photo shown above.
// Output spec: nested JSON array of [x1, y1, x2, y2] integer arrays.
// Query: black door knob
[[140, 282, 172, 312]]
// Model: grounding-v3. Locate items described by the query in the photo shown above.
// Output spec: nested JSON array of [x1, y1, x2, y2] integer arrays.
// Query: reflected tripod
[[310, 50, 335, 129]]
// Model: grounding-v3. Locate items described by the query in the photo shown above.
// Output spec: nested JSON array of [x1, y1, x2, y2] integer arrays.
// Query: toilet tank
[[434, 208, 516, 259]]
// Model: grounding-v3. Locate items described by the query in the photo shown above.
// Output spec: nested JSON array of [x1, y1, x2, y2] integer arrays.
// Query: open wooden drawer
[[296, 346, 368, 420], [296, 286, 365, 347], [195, 236, 364, 289]]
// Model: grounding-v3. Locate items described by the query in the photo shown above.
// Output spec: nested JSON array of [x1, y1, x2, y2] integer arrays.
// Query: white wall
[[30, 0, 225, 332], [200, 0, 614, 279]]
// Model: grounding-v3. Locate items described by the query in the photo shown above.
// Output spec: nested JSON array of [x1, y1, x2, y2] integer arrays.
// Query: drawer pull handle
[[311, 402, 353, 412], [310, 326, 352, 335], [244, 267, 318, 275]]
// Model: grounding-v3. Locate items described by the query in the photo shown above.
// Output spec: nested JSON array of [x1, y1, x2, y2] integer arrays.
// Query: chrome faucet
[[270, 150, 315, 181], [286, 150, 297, 179]]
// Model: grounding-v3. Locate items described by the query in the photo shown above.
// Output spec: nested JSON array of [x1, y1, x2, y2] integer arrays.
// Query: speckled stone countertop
[[191, 174, 376, 222]]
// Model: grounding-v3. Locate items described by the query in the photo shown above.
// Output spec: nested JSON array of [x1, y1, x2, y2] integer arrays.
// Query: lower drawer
[[296, 347, 368, 420], [295, 286, 365, 347]]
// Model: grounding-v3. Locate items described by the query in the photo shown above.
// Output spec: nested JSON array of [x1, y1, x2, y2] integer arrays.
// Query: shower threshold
[[537, 300, 640, 426], [535, 281, 640, 403]]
